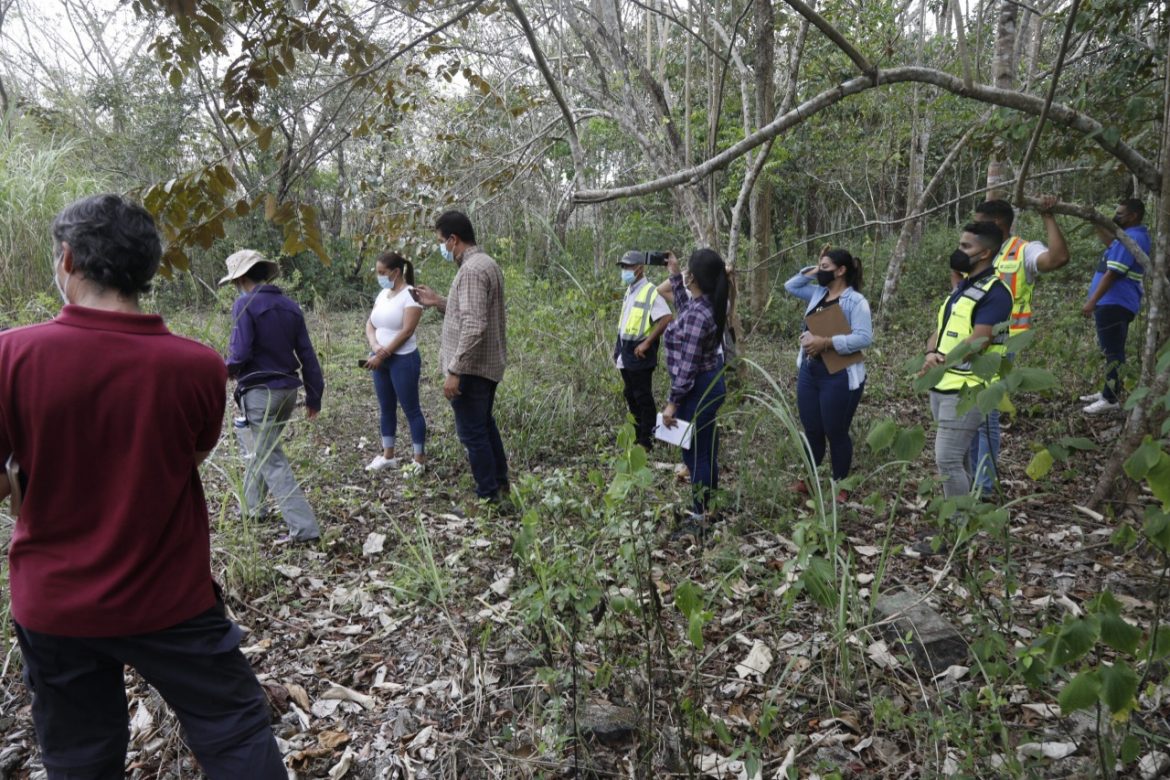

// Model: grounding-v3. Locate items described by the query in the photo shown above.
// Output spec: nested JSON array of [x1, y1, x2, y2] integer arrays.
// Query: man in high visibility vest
[[615, 251, 674, 450], [921, 222, 1013, 499], [967, 197, 1069, 493]]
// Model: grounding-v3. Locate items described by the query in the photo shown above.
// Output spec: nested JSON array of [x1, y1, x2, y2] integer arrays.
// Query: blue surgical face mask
[[377, 274, 394, 290], [439, 239, 454, 262], [621, 269, 636, 285]]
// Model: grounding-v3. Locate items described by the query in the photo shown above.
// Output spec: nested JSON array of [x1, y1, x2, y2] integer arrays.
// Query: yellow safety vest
[[994, 236, 1033, 335], [620, 281, 660, 340], [933, 273, 1010, 392]]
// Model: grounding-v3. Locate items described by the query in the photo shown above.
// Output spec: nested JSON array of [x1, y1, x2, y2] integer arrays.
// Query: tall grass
[[0, 128, 108, 320]]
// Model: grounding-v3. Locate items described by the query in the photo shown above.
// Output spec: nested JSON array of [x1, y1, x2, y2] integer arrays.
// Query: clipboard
[[804, 304, 864, 375], [654, 413, 693, 450]]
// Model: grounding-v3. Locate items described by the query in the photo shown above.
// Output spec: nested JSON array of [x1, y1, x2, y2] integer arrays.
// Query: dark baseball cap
[[618, 250, 647, 267]]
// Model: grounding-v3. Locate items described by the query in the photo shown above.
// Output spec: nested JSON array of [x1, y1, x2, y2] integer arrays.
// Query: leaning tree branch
[[572, 66, 1161, 204], [780, 0, 873, 76], [1012, 0, 1080, 205], [506, 0, 584, 175]]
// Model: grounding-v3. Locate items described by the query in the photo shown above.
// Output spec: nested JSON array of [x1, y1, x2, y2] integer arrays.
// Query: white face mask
[[377, 274, 394, 290], [621, 269, 636, 285]]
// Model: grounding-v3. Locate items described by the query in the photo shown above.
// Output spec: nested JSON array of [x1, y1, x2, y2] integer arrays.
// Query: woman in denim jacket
[[783, 249, 873, 500]]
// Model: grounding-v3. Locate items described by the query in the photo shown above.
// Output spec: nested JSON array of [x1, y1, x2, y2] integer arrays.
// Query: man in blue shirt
[[222, 250, 325, 543], [1081, 199, 1150, 415]]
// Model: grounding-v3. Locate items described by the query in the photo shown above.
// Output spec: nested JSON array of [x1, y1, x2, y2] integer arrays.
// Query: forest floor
[[1, 292, 1168, 779]]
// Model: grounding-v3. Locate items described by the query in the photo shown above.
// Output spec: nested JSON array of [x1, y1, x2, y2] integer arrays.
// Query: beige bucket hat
[[218, 249, 278, 286]]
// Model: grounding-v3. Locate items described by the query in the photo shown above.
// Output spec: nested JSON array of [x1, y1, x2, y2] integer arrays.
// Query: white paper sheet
[[655, 413, 693, 450]]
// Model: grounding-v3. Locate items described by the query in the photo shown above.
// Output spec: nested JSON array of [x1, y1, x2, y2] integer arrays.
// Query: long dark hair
[[376, 251, 415, 286], [688, 248, 729, 344], [824, 248, 863, 292]]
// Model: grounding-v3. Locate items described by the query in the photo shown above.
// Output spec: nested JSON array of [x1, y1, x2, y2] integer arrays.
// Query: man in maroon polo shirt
[[0, 194, 284, 779]]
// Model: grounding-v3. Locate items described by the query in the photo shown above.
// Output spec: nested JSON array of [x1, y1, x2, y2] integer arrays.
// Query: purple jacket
[[227, 285, 324, 410]]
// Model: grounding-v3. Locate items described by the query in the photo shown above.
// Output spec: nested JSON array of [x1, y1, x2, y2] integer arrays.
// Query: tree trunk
[[749, 0, 776, 314], [985, 0, 1018, 200]]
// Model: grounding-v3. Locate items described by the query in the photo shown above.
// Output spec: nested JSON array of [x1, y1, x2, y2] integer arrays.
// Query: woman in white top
[[364, 251, 427, 473]]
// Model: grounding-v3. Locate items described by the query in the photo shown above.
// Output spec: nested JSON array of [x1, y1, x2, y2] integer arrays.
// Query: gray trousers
[[237, 387, 319, 540], [929, 390, 984, 498]]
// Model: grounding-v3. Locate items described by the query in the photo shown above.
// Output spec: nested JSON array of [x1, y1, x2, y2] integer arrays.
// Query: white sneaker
[[402, 461, 426, 477], [1083, 398, 1120, 415], [1078, 391, 1103, 403], [365, 454, 399, 471]]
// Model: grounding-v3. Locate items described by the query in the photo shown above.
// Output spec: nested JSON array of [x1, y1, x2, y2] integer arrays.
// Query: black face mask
[[815, 269, 837, 286], [949, 248, 979, 274]]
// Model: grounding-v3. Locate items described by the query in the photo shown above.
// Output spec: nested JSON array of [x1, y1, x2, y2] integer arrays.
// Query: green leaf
[[1051, 618, 1098, 666], [1142, 625, 1170, 661], [1058, 670, 1100, 714], [1123, 437, 1162, 480], [1121, 734, 1142, 763], [1012, 367, 1058, 392], [687, 612, 706, 650], [866, 419, 897, 453], [1146, 453, 1170, 508], [1142, 508, 1170, 552], [893, 427, 925, 461], [1026, 449, 1054, 481], [1099, 661, 1138, 716], [674, 579, 702, 619], [1061, 437, 1096, 452], [1100, 614, 1141, 654], [976, 383, 1006, 415]]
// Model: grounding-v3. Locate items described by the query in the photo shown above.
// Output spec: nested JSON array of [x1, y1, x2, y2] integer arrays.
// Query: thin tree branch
[[573, 65, 1161, 204], [1011, 0, 1080, 205], [780, 0, 873, 76]]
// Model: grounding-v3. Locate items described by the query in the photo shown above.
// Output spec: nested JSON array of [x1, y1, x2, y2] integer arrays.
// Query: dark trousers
[[796, 359, 864, 481], [15, 602, 284, 780], [620, 368, 657, 449], [450, 374, 510, 499], [1095, 304, 1135, 403], [677, 363, 726, 514]]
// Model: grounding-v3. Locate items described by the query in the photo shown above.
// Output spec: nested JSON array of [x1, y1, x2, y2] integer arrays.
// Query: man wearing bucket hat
[[614, 251, 673, 450], [221, 249, 324, 544]]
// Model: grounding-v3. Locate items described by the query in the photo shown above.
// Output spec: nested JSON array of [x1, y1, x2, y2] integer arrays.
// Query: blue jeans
[[371, 349, 427, 455], [796, 359, 864, 481], [676, 362, 726, 514], [1095, 305, 1135, 403], [968, 409, 1000, 494], [450, 374, 509, 499]]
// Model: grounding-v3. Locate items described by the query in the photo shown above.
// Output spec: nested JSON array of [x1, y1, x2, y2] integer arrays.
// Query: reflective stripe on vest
[[994, 236, 1033, 335], [620, 282, 659, 340], [933, 274, 1009, 392]]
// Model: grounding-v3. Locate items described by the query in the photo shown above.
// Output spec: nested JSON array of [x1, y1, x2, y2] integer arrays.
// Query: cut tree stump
[[874, 589, 968, 674]]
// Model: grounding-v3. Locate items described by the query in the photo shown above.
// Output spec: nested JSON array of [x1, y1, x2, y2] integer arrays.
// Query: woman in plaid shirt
[[661, 249, 729, 534]]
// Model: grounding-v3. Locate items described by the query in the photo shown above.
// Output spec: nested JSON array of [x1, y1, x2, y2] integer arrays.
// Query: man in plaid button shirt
[[414, 210, 510, 503]]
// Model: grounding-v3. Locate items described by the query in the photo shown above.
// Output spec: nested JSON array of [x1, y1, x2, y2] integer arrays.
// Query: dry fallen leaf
[[1016, 741, 1077, 760], [735, 641, 773, 680], [321, 682, 376, 710], [286, 682, 311, 711], [318, 730, 351, 750], [362, 532, 385, 556]]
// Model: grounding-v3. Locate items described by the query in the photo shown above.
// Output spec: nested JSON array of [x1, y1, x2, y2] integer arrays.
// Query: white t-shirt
[[1021, 240, 1047, 285], [370, 287, 423, 355]]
